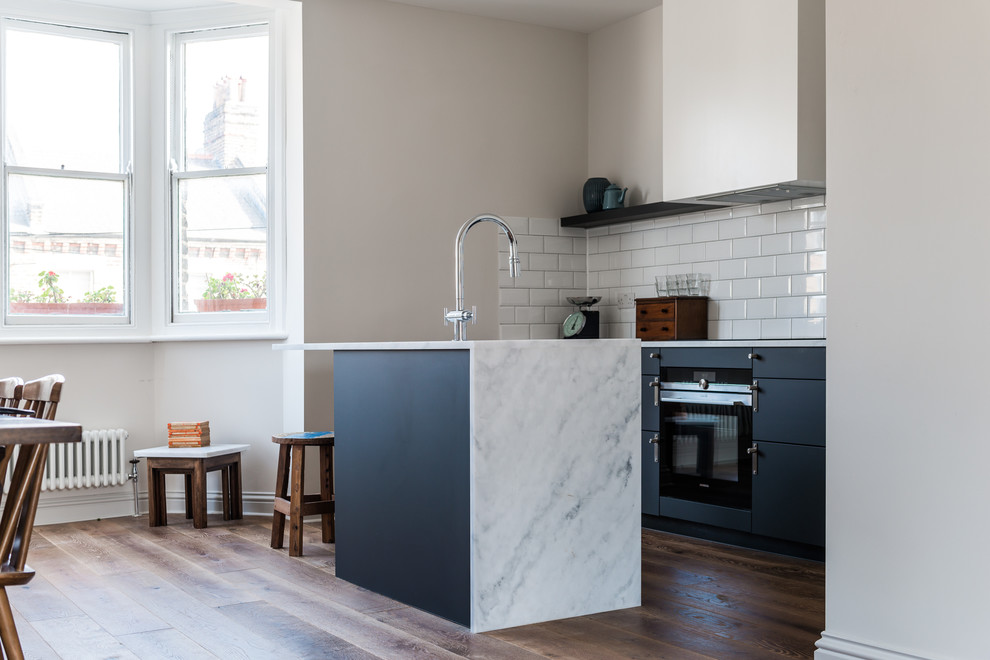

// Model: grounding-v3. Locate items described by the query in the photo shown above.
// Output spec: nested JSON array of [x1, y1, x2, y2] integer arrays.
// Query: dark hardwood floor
[[9, 515, 824, 659]]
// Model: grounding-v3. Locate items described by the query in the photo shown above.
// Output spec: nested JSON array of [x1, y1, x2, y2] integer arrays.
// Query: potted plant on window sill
[[9, 272, 123, 315], [194, 272, 267, 312]]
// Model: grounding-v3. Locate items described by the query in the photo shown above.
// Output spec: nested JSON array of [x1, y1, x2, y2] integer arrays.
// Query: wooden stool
[[133, 444, 249, 529], [271, 432, 334, 556]]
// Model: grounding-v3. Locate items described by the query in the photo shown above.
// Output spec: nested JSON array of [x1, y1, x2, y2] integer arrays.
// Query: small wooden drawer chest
[[635, 296, 708, 340]]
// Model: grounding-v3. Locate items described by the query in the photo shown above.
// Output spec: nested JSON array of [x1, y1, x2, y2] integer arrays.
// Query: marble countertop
[[274, 339, 640, 351], [275, 338, 823, 351]]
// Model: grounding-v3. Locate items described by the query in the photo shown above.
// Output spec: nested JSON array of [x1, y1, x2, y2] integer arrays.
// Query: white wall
[[301, 0, 588, 428], [588, 6, 662, 206], [821, 2, 990, 659]]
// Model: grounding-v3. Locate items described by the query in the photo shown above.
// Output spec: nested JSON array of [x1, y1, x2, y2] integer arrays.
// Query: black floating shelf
[[560, 201, 725, 229]]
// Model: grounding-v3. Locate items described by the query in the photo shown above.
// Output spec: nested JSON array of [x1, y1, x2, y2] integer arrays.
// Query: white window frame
[[0, 1, 291, 343], [0, 18, 133, 328]]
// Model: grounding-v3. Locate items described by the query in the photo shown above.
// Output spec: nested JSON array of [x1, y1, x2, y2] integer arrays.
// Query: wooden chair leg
[[319, 444, 335, 543], [271, 444, 290, 549], [0, 587, 24, 660], [289, 445, 305, 557], [191, 461, 208, 529]]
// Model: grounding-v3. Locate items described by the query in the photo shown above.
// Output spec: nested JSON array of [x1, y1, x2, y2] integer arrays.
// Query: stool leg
[[289, 445, 305, 557], [271, 444, 290, 549], [191, 461, 208, 529], [320, 444, 334, 543], [221, 466, 231, 521], [184, 474, 193, 519], [230, 454, 243, 520]]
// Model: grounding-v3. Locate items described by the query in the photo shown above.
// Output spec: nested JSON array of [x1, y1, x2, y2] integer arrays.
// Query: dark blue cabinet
[[641, 345, 826, 550]]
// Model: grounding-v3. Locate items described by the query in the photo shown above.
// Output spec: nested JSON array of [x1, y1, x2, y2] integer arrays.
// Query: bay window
[[3, 20, 130, 324]]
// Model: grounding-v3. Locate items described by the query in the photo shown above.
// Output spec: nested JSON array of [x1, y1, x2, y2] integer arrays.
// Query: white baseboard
[[816, 633, 932, 660], [33, 488, 279, 525]]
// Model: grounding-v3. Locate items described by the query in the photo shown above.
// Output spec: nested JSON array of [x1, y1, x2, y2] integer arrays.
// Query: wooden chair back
[[19, 374, 64, 421], [0, 378, 22, 408]]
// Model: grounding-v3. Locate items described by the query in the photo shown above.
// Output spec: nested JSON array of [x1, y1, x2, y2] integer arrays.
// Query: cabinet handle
[[649, 434, 660, 463], [649, 352, 659, 359], [749, 379, 759, 412], [649, 377, 660, 406], [748, 352, 760, 360], [747, 443, 759, 475]]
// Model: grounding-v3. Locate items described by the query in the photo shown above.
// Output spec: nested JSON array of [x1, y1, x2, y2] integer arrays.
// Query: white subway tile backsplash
[[718, 218, 747, 240], [559, 254, 586, 272], [792, 317, 825, 338], [516, 306, 545, 324], [761, 200, 792, 214], [719, 258, 746, 280], [630, 248, 655, 268], [706, 240, 733, 261], [599, 234, 621, 253], [761, 276, 792, 297], [528, 217, 559, 236], [793, 229, 825, 252], [544, 271, 574, 289], [692, 222, 719, 243], [749, 298, 776, 320], [609, 251, 632, 270], [732, 237, 761, 258], [500, 288, 530, 306], [761, 233, 791, 255], [808, 251, 827, 272], [620, 232, 644, 251], [776, 296, 809, 317], [745, 256, 775, 278], [776, 253, 808, 275], [679, 242, 707, 263], [761, 318, 792, 338], [731, 278, 761, 299], [792, 273, 825, 295], [544, 236, 574, 254], [776, 209, 808, 233], [530, 324, 560, 340], [746, 213, 776, 236], [667, 225, 694, 245], [529, 289, 560, 306], [655, 246, 680, 265], [529, 252, 559, 271], [499, 200, 826, 341], [643, 227, 668, 248]]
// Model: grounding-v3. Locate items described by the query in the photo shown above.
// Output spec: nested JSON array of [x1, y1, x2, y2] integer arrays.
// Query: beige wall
[[823, 1, 990, 657], [301, 0, 588, 427], [588, 6, 662, 206]]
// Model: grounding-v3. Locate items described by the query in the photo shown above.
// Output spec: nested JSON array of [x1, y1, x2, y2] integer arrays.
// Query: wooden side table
[[133, 444, 249, 529]]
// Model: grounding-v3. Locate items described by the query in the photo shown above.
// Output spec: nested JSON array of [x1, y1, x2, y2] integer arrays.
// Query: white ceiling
[[68, 0, 663, 33]]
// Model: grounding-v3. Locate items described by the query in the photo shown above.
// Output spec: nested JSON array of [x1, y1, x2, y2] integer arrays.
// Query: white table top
[[133, 443, 250, 459]]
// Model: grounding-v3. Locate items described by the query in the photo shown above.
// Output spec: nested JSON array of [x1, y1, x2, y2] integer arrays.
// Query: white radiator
[[4, 428, 130, 492]]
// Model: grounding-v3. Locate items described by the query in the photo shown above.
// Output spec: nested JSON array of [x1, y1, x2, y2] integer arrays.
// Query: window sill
[[0, 330, 289, 345]]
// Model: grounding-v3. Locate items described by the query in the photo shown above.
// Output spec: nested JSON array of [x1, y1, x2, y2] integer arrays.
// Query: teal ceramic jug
[[602, 184, 627, 210]]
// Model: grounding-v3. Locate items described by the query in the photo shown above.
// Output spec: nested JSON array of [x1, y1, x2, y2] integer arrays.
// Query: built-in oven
[[657, 365, 754, 514]]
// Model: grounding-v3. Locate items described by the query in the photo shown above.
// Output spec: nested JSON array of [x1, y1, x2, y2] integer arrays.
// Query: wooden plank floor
[[9, 515, 824, 659]]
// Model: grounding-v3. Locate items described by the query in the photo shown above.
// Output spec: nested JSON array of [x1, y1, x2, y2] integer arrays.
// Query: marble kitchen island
[[283, 339, 641, 632]]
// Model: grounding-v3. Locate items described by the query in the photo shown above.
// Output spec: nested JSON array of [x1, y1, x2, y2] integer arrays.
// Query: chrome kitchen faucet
[[444, 214, 519, 341]]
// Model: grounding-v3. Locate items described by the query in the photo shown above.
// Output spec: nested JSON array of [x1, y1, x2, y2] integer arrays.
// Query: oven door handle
[[659, 396, 752, 407]]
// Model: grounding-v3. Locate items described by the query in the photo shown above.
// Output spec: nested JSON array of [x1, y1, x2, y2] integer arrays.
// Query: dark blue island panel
[[333, 349, 471, 627]]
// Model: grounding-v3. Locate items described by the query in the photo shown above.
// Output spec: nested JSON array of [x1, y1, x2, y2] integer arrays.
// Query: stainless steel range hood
[[694, 181, 825, 206]]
